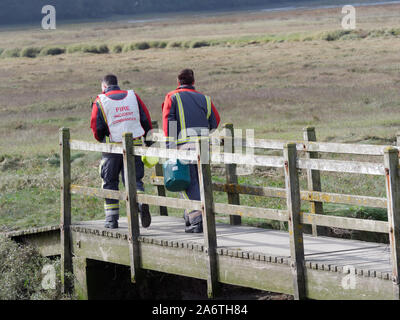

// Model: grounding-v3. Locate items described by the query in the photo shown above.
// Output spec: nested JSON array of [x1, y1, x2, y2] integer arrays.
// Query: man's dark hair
[[178, 69, 195, 85], [103, 74, 118, 86]]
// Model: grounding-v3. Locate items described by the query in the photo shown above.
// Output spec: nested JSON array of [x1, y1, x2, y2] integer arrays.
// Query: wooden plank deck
[[72, 216, 391, 274]]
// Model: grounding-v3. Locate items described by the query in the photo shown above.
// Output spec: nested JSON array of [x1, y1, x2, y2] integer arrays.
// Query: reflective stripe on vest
[[175, 93, 187, 141], [205, 96, 212, 119], [98, 90, 145, 143]]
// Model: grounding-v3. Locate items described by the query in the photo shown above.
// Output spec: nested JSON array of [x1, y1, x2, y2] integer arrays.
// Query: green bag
[[163, 159, 191, 192]]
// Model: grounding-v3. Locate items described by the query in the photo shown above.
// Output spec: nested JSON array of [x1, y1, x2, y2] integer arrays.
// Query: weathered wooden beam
[[137, 194, 202, 211], [214, 203, 289, 221], [70, 184, 202, 211], [151, 121, 168, 216], [227, 137, 388, 156], [70, 138, 388, 173], [70, 139, 198, 161], [70, 140, 123, 154], [301, 212, 388, 233], [300, 190, 386, 209], [211, 152, 284, 168], [60, 127, 73, 294], [152, 131, 396, 156], [197, 138, 219, 298], [122, 133, 142, 284], [72, 256, 88, 300], [383, 147, 400, 299], [150, 176, 387, 208], [303, 127, 324, 236], [297, 158, 385, 175], [71, 185, 125, 201], [134, 146, 197, 161], [224, 124, 241, 226], [284, 143, 306, 300]]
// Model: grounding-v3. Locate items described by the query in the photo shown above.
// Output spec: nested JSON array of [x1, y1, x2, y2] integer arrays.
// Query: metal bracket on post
[[284, 143, 306, 300], [60, 127, 73, 294], [122, 132, 142, 284], [197, 138, 219, 298]]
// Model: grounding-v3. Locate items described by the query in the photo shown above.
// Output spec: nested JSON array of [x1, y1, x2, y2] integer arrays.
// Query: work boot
[[185, 211, 203, 233], [138, 203, 151, 228], [104, 215, 119, 229], [183, 212, 191, 226], [185, 220, 203, 233]]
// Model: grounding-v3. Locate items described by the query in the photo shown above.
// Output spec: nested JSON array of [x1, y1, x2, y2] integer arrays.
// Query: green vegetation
[[21, 47, 41, 58], [0, 236, 74, 299], [66, 43, 109, 54], [39, 46, 66, 56], [1, 27, 400, 60], [111, 44, 124, 53], [1, 48, 21, 58]]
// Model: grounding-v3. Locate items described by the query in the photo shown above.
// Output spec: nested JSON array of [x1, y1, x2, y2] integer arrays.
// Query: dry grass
[[1, 3, 400, 230]]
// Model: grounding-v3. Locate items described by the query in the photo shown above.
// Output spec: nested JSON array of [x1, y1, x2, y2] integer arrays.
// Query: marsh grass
[[1, 27, 400, 60]]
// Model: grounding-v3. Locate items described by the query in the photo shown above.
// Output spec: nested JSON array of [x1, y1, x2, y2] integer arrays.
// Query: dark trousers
[[181, 163, 203, 226], [181, 164, 200, 201], [100, 153, 144, 219]]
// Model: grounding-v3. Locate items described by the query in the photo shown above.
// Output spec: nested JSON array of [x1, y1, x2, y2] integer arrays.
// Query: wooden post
[[122, 132, 142, 284], [396, 133, 400, 147], [151, 121, 168, 216], [303, 127, 324, 236], [197, 138, 219, 298], [284, 143, 306, 300], [72, 256, 88, 300], [60, 127, 73, 293], [383, 147, 400, 299], [224, 123, 241, 225]]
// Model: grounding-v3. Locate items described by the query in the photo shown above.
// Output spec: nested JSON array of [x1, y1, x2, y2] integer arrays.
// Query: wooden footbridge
[[6, 124, 400, 300]]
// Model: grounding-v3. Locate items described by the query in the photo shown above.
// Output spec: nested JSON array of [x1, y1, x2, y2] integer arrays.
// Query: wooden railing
[[59, 125, 400, 299]]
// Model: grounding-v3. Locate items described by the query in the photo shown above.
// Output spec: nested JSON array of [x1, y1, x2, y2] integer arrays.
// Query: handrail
[[149, 131, 395, 156], [60, 125, 400, 300], [70, 139, 386, 174]]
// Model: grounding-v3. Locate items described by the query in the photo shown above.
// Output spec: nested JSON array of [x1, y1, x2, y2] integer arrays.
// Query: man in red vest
[[162, 69, 221, 233], [90, 74, 153, 229]]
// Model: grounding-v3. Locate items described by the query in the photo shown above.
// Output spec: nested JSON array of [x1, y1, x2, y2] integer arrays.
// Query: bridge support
[[284, 143, 306, 300], [73, 256, 89, 300]]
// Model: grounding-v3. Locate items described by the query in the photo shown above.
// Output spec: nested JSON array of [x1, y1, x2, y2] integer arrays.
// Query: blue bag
[[163, 159, 191, 192]]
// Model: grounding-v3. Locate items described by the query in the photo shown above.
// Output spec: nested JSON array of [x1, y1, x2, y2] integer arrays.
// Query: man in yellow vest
[[91, 74, 153, 229], [162, 69, 221, 233]]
